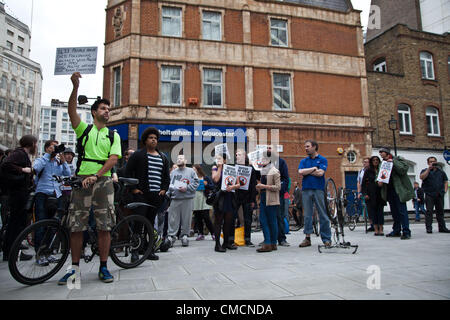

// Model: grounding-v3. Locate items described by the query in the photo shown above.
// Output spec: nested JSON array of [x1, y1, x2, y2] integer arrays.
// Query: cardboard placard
[[54, 47, 98, 75]]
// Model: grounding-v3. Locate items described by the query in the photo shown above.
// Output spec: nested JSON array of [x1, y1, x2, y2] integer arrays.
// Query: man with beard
[[167, 155, 199, 247], [1, 135, 38, 261], [378, 147, 414, 240], [58, 72, 122, 285]]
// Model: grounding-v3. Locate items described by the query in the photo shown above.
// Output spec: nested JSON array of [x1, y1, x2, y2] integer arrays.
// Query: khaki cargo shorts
[[67, 176, 116, 232]]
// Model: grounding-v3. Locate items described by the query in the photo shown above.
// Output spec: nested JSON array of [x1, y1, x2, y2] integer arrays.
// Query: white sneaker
[[35, 256, 49, 266], [181, 235, 189, 247]]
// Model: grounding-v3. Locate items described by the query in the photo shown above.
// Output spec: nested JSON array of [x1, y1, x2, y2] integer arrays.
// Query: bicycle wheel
[[110, 214, 154, 269], [8, 219, 70, 286], [324, 178, 338, 222], [312, 207, 320, 236]]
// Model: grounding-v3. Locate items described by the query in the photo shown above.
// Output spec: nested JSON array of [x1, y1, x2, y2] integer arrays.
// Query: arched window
[[420, 52, 435, 80], [426, 106, 440, 136], [398, 104, 412, 134], [373, 57, 387, 72]]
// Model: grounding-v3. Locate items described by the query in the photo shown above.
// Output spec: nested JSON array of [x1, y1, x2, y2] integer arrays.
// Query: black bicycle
[[318, 178, 358, 254], [8, 176, 155, 286]]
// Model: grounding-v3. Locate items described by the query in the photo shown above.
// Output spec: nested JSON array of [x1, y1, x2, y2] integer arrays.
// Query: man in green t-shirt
[[58, 72, 122, 285]]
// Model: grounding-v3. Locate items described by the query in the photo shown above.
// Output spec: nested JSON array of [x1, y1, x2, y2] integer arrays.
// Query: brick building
[[367, 0, 449, 41], [365, 24, 450, 210], [103, 0, 371, 189]]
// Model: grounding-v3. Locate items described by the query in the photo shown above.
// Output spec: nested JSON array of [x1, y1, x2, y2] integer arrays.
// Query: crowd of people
[[0, 72, 448, 286]]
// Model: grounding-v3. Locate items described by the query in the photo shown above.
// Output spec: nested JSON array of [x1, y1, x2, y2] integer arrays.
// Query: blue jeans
[[387, 189, 410, 236], [302, 189, 331, 243], [34, 192, 63, 252], [414, 201, 425, 220], [259, 193, 279, 245]]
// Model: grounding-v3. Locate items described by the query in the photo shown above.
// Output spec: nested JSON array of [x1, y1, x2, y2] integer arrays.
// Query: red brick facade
[[103, 0, 370, 188]]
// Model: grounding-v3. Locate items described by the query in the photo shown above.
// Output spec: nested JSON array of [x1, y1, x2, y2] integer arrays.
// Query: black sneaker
[[386, 232, 401, 237], [147, 252, 159, 260], [245, 240, 255, 247], [367, 226, 375, 232], [438, 229, 450, 233], [400, 234, 411, 240]]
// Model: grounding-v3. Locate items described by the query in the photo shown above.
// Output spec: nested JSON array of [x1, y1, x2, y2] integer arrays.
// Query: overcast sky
[[3, 0, 371, 106]]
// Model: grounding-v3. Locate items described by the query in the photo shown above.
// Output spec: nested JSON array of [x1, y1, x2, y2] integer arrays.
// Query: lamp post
[[388, 114, 398, 156]]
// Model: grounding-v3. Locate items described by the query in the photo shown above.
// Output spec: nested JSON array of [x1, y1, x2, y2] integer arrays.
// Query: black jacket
[[236, 160, 258, 204], [124, 148, 170, 193], [413, 187, 425, 203], [1, 148, 33, 191], [361, 168, 385, 206]]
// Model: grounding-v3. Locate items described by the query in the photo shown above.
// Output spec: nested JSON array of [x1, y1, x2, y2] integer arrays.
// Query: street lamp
[[388, 114, 398, 156]]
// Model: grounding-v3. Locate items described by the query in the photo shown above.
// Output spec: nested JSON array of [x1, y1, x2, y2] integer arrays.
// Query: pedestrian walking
[[378, 147, 415, 240], [419, 157, 449, 233], [298, 140, 332, 248]]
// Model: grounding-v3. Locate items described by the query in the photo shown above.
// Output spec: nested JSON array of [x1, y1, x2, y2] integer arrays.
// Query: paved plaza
[[0, 220, 449, 300]]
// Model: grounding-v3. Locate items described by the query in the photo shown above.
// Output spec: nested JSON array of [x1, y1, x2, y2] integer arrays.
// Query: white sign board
[[54, 47, 98, 75], [248, 147, 267, 171], [377, 161, 394, 184], [236, 165, 253, 190], [214, 143, 230, 160], [221, 165, 236, 192]]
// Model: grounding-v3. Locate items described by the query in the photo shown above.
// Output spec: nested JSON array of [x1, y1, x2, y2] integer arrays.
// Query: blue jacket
[[33, 153, 71, 198]]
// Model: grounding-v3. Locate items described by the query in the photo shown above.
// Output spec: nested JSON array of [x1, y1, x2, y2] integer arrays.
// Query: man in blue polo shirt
[[298, 140, 331, 248]]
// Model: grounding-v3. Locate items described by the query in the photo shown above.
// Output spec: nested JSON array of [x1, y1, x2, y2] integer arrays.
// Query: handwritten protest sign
[[214, 143, 230, 160], [377, 161, 393, 184], [54, 47, 98, 75], [236, 165, 252, 190], [221, 165, 236, 192]]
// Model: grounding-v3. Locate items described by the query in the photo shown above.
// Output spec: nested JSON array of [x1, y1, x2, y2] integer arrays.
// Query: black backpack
[[75, 124, 115, 175]]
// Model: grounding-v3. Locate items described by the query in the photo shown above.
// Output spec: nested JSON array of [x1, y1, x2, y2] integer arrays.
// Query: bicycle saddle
[[118, 177, 139, 186], [125, 202, 156, 209]]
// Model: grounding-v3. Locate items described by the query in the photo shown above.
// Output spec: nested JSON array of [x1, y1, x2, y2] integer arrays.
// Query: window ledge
[[422, 79, 438, 87], [399, 132, 414, 136]]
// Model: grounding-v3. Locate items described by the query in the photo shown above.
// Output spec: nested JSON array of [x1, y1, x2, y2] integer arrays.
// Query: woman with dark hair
[[211, 153, 240, 252], [362, 156, 386, 236], [2, 135, 37, 261], [192, 164, 215, 241]]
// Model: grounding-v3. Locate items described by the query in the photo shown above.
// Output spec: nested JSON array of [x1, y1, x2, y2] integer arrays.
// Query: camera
[[53, 144, 66, 154], [432, 163, 438, 167]]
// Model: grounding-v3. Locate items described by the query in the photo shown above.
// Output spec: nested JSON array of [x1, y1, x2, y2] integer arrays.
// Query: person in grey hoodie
[[167, 155, 199, 247]]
